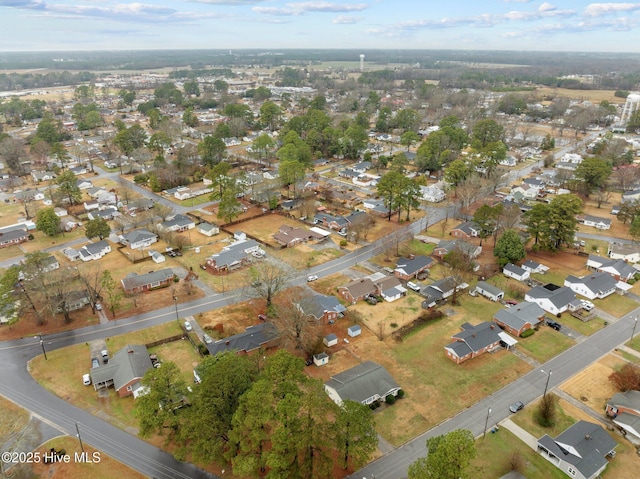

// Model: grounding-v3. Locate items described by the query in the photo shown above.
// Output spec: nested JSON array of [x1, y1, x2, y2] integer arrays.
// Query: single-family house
[[493, 301, 545, 337], [173, 185, 214, 200], [273, 225, 324, 247], [444, 322, 503, 364], [450, 221, 480, 239], [296, 294, 347, 323], [498, 156, 517, 167], [606, 390, 640, 444], [351, 161, 372, 173], [521, 259, 549, 274], [586, 254, 636, 282], [419, 185, 446, 203], [69, 165, 87, 175], [622, 188, 640, 203], [0, 229, 29, 248], [88, 207, 118, 221], [205, 240, 262, 272], [57, 290, 92, 312], [90, 344, 153, 398], [421, 277, 469, 308], [503, 263, 530, 282], [39, 255, 60, 272], [537, 421, 616, 479], [338, 278, 377, 304], [197, 222, 219, 237], [525, 283, 581, 316], [313, 212, 350, 234], [79, 240, 111, 262], [564, 272, 618, 300], [394, 255, 434, 280], [324, 361, 401, 405], [120, 269, 176, 294], [339, 168, 361, 180], [523, 177, 545, 190], [374, 276, 407, 302], [159, 214, 195, 232], [474, 281, 504, 302], [77, 179, 93, 190], [510, 183, 538, 200], [119, 229, 158, 250], [433, 239, 482, 260], [582, 214, 611, 230], [206, 322, 280, 356], [608, 242, 640, 263], [360, 198, 391, 217], [31, 170, 56, 182], [84, 200, 100, 211]]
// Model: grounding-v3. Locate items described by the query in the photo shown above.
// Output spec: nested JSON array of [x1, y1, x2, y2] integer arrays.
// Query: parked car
[[509, 401, 525, 413], [91, 357, 100, 368], [407, 281, 421, 292], [95, 302, 102, 311], [184, 321, 192, 332], [258, 314, 267, 321], [546, 319, 562, 331], [202, 333, 213, 344], [382, 267, 394, 274], [581, 300, 594, 311], [101, 349, 109, 363], [83, 373, 91, 386], [505, 300, 518, 306], [307, 275, 318, 282]]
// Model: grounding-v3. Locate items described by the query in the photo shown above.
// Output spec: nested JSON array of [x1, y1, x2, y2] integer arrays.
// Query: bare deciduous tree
[[249, 261, 291, 309]]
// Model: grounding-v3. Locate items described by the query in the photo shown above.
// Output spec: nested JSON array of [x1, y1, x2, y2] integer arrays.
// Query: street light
[[173, 295, 179, 323], [542, 369, 552, 397], [631, 317, 638, 343], [39, 334, 47, 361], [483, 407, 492, 439]]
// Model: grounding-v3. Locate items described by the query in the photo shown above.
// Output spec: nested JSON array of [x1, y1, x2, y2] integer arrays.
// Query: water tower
[[620, 92, 640, 126], [359, 54, 365, 72]]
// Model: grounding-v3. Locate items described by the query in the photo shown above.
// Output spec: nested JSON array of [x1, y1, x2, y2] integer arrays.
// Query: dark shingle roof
[[325, 361, 400, 404], [207, 322, 279, 356]]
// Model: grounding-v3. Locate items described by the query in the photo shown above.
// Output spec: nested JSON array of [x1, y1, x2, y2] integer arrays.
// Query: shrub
[[385, 394, 396, 405], [397, 389, 405, 399], [390, 322, 398, 328], [520, 329, 535, 338], [535, 393, 558, 427], [339, 239, 348, 247]]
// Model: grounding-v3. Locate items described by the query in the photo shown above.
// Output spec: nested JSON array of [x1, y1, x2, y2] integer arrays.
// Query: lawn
[[559, 314, 607, 336], [596, 294, 639, 318], [517, 327, 574, 363], [0, 243, 23, 261], [21, 228, 88, 253], [510, 398, 580, 440], [271, 242, 344, 270], [0, 396, 30, 442], [397, 238, 435, 257], [149, 339, 202, 384], [471, 429, 567, 479], [30, 436, 147, 479]]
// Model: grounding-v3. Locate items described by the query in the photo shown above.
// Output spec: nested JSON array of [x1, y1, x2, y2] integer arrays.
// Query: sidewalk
[[500, 418, 539, 450]]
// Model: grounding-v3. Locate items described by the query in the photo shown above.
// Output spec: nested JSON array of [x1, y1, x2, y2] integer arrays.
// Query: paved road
[[348, 307, 640, 479]]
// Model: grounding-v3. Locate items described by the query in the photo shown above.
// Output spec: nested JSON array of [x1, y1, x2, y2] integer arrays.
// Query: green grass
[[597, 294, 639, 318], [398, 239, 435, 257], [517, 327, 575, 363], [471, 429, 568, 479], [510, 397, 578, 440], [627, 335, 640, 352], [531, 271, 565, 287], [106, 322, 183, 353], [560, 315, 607, 336], [178, 194, 213, 208]]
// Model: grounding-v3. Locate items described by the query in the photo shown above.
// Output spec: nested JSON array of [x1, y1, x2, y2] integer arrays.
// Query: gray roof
[[0, 229, 29, 243], [452, 221, 479, 235], [121, 229, 156, 244], [608, 390, 640, 412], [395, 255, 433, 276], [475, 281, 503, 297], [197, 222, 218, 232], [537, 421, 616, 479], [206, 322, 279, 356], [161, 214, 194, 229], [446, 321, 502, 355], [504, 263, 527, 276], [209, 239, 260, 269], [522, 259, 542, 270], [565, 272, 618, 295], [494, 302, 545, 331], [121, 268, 175, 291], [90, 344, 152, 392], [298, 294, 347, 320], [589, 255, 636, 279], [325, 361, 400, 404], [526, 284, 576, 308], [83, 240, 110, 255], [435, 239, 479, 257], [340, 278, 377, 299]]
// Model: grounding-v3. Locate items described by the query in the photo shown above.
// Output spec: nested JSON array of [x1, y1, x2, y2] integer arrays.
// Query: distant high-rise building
[[359, 54, 365, 73]]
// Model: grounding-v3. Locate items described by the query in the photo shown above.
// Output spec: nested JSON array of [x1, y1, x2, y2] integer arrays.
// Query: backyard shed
[[347, 325, 362, 337], [323, 333, 338, 347], [313, 352, 329, 366]]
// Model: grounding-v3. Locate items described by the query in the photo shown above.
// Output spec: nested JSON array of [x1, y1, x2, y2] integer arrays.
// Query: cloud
[[504, 0, 531, 3], [185, 0, 265, 4], [253, 1, 368, 16], [0, 0, 44, 8], [332, 14, 362, 24], [583, 3, 640, 17]]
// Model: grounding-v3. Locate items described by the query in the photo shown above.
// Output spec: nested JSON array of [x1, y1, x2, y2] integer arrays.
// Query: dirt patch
[[526, 249, 589, 274]]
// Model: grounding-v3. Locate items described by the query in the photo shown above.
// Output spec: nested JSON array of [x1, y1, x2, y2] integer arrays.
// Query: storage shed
[[313, 352, 329, 366], [347, 325, 361, 337], [323, 333, 338, 347]]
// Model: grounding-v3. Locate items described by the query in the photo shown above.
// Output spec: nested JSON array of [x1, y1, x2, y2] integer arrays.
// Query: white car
[[582, 300, 594, 311], [184, 321, 193, 331], [83, 374, 91, 386], [307, 275, 318, 282], [407, 281, 421, 292]]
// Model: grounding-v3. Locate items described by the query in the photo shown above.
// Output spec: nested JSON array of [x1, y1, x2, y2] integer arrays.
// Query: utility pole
[[75, 423, 85, 453], [39, 334, 47, 360], [542, 370, 552, 397], [483, 407, 492, 439]]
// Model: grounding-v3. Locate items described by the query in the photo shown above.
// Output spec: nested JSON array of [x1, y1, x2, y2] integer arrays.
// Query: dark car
[[509, 401, 524, 413], [505, 300, 518, 306], [546, 319, 562, 331]]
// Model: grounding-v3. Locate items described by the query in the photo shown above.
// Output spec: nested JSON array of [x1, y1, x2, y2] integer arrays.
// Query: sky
[[1, 0, 640, 52]]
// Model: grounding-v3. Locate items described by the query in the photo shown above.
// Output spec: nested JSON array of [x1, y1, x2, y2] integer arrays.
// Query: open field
[[223, 213, 307, 247], [271, 241, 345, 270], [31, 436, 147, 479], [535, 87, 624, 105]]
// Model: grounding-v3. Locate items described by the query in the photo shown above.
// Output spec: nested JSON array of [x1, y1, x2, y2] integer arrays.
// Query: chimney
[[585, 434, 591, 440], [490, 324, 495, 330], [409, 254, 415, 260], [226, 340, 230, 345]]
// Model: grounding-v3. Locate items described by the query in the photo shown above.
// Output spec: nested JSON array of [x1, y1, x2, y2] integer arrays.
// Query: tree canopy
[[408, 429, 476, 479]]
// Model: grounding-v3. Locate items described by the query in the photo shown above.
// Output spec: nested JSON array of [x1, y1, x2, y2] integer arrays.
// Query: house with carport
[[564, 272, 618, 300], [537, 420, 616, 479], [444, 321, 508, 364], [324, 361, 401, 406], [394, 255, 433, 280], [338, 278, 376, 304], [493, 301, 545, 337], [90, 344, 153, 398]]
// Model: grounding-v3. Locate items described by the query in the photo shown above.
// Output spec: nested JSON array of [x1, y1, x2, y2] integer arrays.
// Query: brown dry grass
[[224, 213, 306, 247], [535, 87, 625, 105], [30, 436, 147, 479], [0, 396, 30, 441]]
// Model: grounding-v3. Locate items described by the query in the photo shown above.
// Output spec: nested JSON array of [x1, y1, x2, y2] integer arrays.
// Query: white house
[[521, 259, 549, 274], [313, 352, 329, 366], [608, 243, 640, 263], [197, 223, 220, 236], [525, 284, 580, 316], [79, 240, 111, 262], [119, 229, 158, 250], [503, 263, 530, 282], [474, 281, 504, 302], [583, 214, 611, 230], [419, 185, 446, 203], [564, 272, 618, 300], [159, 214, 195, 232]]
